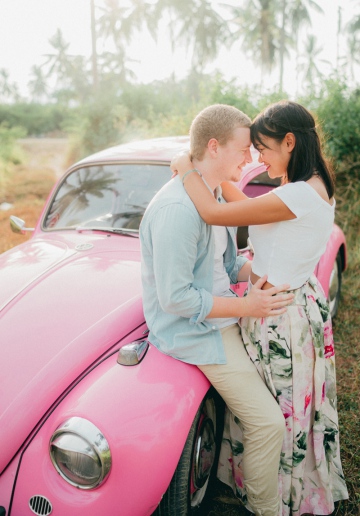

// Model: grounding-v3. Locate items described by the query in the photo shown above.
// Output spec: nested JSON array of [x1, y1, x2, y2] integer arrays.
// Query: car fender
[[10, 343, 211, 516], [316, 224, 347, 297]]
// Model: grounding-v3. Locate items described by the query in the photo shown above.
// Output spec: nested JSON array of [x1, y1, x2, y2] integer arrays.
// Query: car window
[[248, 171, 281, 187], [43, 163, 172, 231]]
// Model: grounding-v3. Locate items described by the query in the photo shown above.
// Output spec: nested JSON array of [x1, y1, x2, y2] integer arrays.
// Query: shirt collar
[[202, 176, 222, 202]]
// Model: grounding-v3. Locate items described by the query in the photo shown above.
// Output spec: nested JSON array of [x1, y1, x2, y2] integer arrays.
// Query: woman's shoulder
[[305, 176, 333, 205], [275, 180, 333, 207]]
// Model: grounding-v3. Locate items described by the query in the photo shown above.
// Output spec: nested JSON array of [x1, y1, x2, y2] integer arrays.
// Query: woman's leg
[[238, 278, 348, 515]]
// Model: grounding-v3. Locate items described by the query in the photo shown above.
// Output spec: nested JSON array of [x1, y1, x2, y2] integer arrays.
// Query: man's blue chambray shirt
[[140, 176, 248, 365]]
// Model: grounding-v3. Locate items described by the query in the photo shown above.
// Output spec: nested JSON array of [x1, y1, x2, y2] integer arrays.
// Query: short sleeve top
[[249, 181, 335, 289]]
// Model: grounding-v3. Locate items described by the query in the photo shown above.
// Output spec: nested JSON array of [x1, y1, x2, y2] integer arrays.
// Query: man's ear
[[285, 132, 295, 152], [207, 138, 219, 157]]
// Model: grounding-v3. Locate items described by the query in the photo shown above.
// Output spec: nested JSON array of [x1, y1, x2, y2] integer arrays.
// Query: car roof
[[75, 136, 191, 167], [70, 135, 264, 185]]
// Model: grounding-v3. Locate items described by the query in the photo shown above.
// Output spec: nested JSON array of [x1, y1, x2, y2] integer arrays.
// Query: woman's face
[[255, 134, 293, 180]]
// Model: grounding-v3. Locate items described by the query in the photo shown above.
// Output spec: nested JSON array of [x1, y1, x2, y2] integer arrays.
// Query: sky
[[0, 0, 358, 98]]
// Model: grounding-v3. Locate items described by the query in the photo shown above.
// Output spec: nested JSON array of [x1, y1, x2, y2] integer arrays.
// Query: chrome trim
[[10, 215, 34, 234], [328, 258, 340, 316], [29, 495, 52, 515], [49, 417, 111, 490], [75, 243, 94, 251], [117, 340, 149, 366], [193, 418, 216, 489]]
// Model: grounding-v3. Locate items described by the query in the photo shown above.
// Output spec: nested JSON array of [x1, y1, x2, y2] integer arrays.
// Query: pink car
[[0, 137, 346, 516]]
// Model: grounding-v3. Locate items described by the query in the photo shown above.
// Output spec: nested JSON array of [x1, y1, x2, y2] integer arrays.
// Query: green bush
[[309, 80, 360, 164], [0, 103, 69, 136], [0, 123, 26, 187], [0, 123, 25, 162]]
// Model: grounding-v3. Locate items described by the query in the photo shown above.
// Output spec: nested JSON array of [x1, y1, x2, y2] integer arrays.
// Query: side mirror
[[10, 215, 34, 235]]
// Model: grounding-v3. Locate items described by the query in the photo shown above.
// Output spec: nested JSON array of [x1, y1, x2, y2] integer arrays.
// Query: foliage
[[0, 103, 68, 137], [0, 124, 26, 190], [64, 96, 128, 162], [312, 80, 360, 163], [0, 124, 25, 162]]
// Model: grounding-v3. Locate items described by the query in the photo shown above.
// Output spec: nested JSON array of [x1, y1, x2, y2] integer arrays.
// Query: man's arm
[[151, 203, 214, 321], [209, 275, 294, 318]]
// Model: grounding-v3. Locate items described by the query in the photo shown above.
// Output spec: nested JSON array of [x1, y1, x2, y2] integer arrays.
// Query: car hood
[[0, 232, 144, 472]]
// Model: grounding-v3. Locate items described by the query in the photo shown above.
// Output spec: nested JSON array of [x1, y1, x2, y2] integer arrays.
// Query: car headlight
[[49, 417, 111, 489]]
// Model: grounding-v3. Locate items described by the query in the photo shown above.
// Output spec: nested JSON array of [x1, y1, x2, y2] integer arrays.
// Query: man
[[140, 104, 293, 516]]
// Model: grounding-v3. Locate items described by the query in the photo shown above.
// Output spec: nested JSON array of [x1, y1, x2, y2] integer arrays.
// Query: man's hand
[[242, 275, 294, 318], [170, 151, 193, 179]]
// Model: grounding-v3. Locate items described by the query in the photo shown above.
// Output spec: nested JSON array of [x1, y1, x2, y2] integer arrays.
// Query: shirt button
[[212, 326, 216, 331]]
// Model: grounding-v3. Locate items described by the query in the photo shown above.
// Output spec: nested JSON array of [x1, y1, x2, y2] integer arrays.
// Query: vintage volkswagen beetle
[[0, 136, 346, 516]]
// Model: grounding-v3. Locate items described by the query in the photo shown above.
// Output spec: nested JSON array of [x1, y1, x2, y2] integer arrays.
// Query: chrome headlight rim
[[49, 416, 111, 490]]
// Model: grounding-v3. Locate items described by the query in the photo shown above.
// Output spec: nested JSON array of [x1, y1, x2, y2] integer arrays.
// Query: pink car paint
[[0, 136, 346, 515], [0, 230, 210, 515], [11, 346, 209, 515]]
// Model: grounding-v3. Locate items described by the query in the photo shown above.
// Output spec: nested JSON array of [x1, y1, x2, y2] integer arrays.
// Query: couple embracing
[[140, 102, 348, 516]]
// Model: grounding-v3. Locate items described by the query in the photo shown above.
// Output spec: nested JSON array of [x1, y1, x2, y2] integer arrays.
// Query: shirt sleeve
[[150, 202, 214, 322], [229, 255, 249, 284], [272, 182, 312, 219]]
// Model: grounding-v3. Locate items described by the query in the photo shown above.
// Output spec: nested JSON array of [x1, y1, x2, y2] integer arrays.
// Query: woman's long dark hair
[[250, 100, 335, 198]]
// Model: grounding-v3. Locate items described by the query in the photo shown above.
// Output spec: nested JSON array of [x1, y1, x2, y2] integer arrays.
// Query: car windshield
[[43, 163, 172, 232]]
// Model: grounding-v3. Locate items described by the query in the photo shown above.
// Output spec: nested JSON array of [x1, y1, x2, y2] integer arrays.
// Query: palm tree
[[298, 34, 328, 94], [43, 29, 92, 103], [0, 69, 13, 100], [346, 4, 360, 80], [28, 65, 48, 103], [160, 0, 230, 73], [97, 0, 159, 83], [90, 0, 99, 91], [282, 0, 323, 93], [43, 29, 74, 87], [278, 0, 287, 92], [0, 68, 19, 102], [226, 0, 279, 83]]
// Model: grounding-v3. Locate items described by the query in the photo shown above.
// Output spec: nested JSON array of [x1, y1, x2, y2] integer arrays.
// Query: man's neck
[[193, 158, 220, 192]]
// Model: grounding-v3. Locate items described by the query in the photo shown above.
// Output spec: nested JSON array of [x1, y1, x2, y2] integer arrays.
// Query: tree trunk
[[90, 0, 98, 92], [279, 0, 286, 92]]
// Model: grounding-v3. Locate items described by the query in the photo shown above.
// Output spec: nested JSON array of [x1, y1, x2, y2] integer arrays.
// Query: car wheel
[[328, 252, 342, 319], [153, 388, 224, 516]]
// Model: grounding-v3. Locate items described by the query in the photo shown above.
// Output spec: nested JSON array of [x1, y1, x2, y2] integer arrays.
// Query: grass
[[0, 139, 359, 515]]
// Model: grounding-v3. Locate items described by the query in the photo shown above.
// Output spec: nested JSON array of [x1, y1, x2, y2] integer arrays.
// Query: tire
[[153, 388, 224, 516], [328, 251, 342, 319]]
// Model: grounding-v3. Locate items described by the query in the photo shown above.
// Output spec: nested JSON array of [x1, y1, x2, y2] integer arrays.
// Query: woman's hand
[[170, 151, 194, 179]]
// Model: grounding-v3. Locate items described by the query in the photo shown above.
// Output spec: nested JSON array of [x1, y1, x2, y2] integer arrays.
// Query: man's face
[[217, 127, 252, 182]]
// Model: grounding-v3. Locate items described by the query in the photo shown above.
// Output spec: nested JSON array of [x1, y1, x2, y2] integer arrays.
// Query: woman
[[171, 100, 348, 515]]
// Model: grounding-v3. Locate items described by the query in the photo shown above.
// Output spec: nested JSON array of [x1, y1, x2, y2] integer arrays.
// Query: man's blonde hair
[[190, 104, 252, 160]]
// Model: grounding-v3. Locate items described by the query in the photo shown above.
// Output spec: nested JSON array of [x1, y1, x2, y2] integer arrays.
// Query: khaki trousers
[[198, 323, 284, 516]]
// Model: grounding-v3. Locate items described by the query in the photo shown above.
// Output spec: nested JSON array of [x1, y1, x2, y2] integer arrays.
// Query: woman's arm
[[220, 181, 248, 202], [170, 154, 248, 202], [182, 172, 295, 226]]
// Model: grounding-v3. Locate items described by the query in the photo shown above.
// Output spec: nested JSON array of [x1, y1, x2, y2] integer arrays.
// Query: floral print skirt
[[217, 275, 348, 515]]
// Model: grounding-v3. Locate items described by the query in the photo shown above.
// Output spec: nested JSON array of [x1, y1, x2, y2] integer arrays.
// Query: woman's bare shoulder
[[306, 176, 332, 205]]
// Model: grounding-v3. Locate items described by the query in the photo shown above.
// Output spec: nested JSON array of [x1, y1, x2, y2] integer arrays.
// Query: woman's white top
[[249, 181, 335, 290]]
